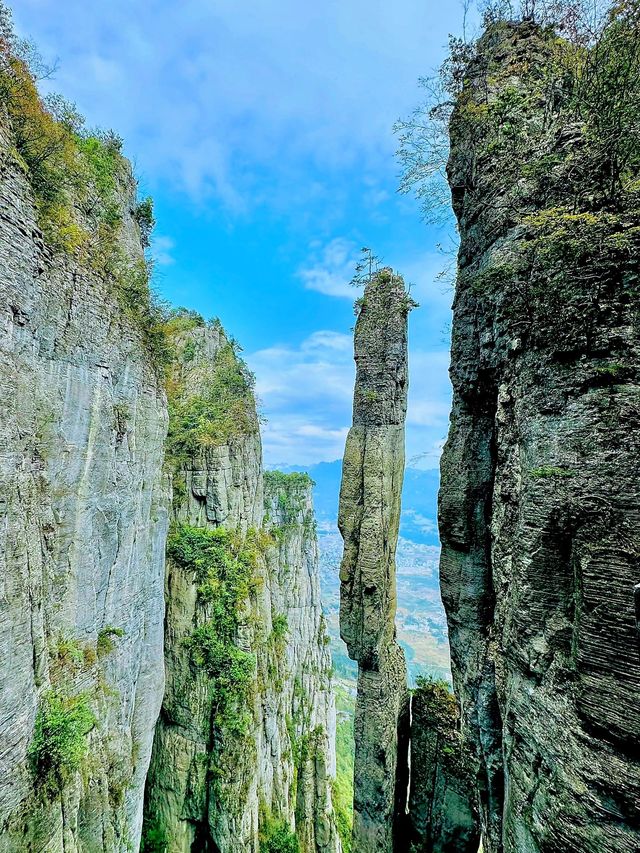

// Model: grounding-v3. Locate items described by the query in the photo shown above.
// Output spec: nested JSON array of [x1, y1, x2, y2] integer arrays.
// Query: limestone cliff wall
[[407, 681, 479, 853], [143, 325, 340, 853], [338, 269, 411, 852], [440, 19, 640, 853], [263, 476, 341, 853], [0, 119, 168, 852]]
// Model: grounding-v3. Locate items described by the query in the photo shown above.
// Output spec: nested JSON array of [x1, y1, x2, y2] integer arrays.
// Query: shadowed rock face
[[408, 681, 480, 853], [338, 269, 411, 852], [440, 21, 640, 853]]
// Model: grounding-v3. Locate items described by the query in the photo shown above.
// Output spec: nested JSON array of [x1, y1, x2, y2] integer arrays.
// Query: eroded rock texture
[[440, 20, 640, 853], [143, 325, 341, 852], [408, 681, 479, 853], [338, 270, 411, 852], [0, 122, 168, 851]]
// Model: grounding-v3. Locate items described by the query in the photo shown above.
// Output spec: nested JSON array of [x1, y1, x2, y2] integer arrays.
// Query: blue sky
[[12, 0, 471, 469]]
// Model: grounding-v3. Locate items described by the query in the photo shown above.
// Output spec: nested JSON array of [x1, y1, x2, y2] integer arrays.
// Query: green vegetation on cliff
[[28, 691, 95, 794], [167, 524, 265, 735], [0, 2, 171, 366], [167, 338, 258, 462], [332, 684, 355, 853], [412, 677, 474, 780], [397, 0, 640, 240], [264, 470, 315, 531], [259, 817, 300, 853]]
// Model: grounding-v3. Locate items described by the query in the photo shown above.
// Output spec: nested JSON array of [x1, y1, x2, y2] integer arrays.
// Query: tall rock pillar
[[338, 269, 412, 852]]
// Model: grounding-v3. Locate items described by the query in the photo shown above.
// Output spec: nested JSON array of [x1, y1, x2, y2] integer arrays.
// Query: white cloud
[[152, 235, 176, 266], [13, 0, 466, 209], [402, 509, 437, 535], [297, 238, 360, 299], [246, 328, 354, 465], [261, 416, 350, 467], [247, 323, 451, 469]]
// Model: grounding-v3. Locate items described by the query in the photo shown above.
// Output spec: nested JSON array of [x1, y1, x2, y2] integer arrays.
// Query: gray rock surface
[[0, 120, 168, 851], [338, 270, 411, 852], [439, 20, 640, 853], [144, 326, 341, 852]]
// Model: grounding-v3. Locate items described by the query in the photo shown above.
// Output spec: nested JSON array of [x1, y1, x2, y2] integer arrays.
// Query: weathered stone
[[144, 327, 341, 852], [408, 681, 479, 853], [338, 269, 411, 852], [0, 119, 168, 852], [440, 20, 640, 853]]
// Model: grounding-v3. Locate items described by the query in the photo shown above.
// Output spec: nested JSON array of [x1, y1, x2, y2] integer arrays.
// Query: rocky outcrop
[[440, 17, 640, 853], [338, 269, 412, 852], [408, 680, 479, 853], [143, 324, 341, 852], [0, 116, 168, 851], [263, 473, 341, 853]]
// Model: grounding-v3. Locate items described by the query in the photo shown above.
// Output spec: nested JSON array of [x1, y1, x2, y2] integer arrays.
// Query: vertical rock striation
[[338, 269, 411, 852], [0, 22, 343, 852], [440, 18, 640, 853], [0, 118, 168, 851], [263, 472, 341, 853], [143, 324, 341, 852]]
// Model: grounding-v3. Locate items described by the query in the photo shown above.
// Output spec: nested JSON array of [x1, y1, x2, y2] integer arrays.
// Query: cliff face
[[408, 681, 479, 853], [263, 474, 341, 853], [440, 18, 640, 853], [0, 116, 168, 852], [0, 31, 342, 851], [143, 325, 341, 853], [338, 270, 411, 852]]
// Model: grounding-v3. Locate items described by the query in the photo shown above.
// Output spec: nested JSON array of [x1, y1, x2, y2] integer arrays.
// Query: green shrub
[[167, 342, 257, 462], [0, 11, 168, 370], [263, 470, 315, 491], [594, 362, 625, 378], [52, 634, 85, 668], [97, 625, 125, 657], [28, 690, 95, 793], [529, 466, 574, 479], [76, 134, 121, 203], [0, 38, 128, 253], [259, 818, 300, 853], [134, 197, 155, 248], [140, 816, 168, 853], [271, 614, 288, 641], [264, 471, 314, 528], [168, 524, 261, 733], [109, 255, 172, 370], [332, 684, 355, 852], [162, 307, 205, 336]]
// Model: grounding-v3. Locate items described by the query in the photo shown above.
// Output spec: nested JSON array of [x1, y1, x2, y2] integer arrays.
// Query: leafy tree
[[396, 0, 640, 222], [135, 197, 156, 248]]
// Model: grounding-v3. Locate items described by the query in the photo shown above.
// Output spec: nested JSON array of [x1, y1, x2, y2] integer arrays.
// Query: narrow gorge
[[143, 321, 341, 853], [1, 2, 640, 853]]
